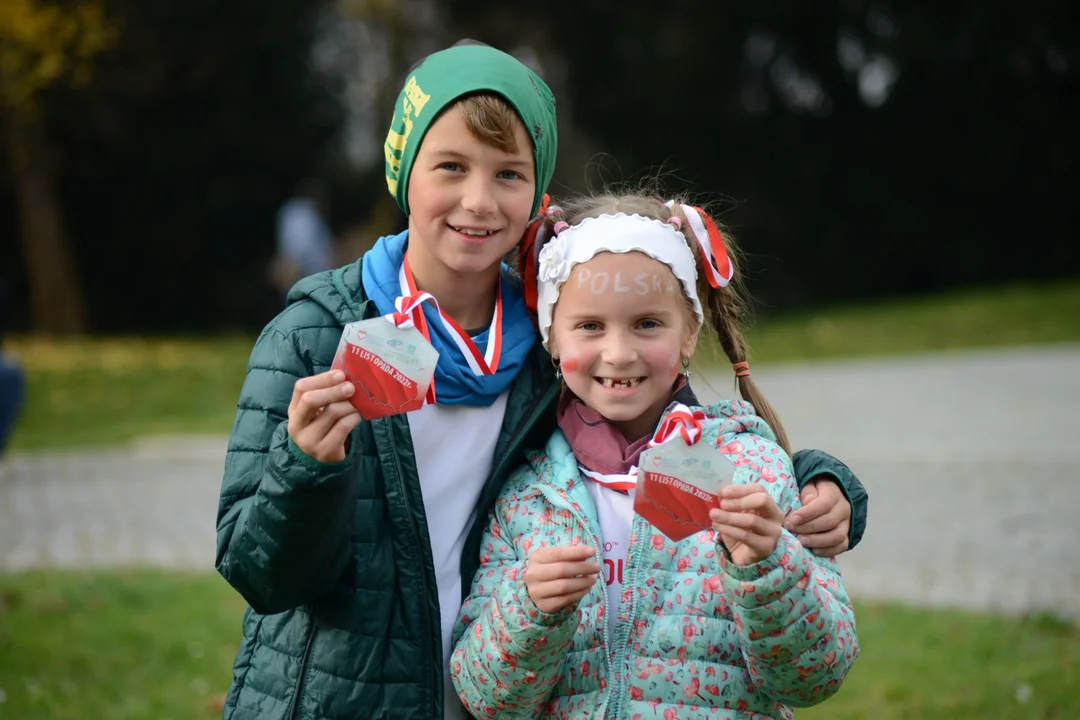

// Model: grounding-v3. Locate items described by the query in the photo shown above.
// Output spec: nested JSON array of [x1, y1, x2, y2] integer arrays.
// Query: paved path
[[2, 344, 1078, 618]]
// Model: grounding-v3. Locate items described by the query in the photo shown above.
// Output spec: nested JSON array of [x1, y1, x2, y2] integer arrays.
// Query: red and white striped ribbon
[[399, 256, 503, 376], [579, 404, 707, 493], [382, 291, 439, 405]]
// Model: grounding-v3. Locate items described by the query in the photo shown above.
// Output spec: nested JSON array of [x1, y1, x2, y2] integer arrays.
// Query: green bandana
[[383, 44, 557, 217]]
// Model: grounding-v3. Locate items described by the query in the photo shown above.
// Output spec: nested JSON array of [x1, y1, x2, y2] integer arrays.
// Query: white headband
[[535, 213, 704, 349]]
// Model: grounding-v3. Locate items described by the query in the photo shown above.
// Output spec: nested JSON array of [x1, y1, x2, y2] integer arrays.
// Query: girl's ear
[[681, 324, 700, 362]]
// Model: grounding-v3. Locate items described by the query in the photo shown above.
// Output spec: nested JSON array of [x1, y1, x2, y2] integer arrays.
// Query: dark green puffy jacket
[[215, 258, 869, 719]]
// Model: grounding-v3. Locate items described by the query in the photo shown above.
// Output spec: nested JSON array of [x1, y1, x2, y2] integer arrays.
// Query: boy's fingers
[[798, 482, 820, 505], [294, 384, 356, 424], [308, 400, 359, 434], [293, 370, 346, 397], [799, 525, 849, 551], [788, 481, 847, 529], [321, 411, 363, 452], [807, 537, 850, 557], [789, 498, 846, 534]]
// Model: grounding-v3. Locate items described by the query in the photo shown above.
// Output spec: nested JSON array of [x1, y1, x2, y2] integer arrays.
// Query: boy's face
[[406, 106, 535, 282]]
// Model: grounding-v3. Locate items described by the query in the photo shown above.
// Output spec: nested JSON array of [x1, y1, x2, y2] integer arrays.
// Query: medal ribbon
[[399, 254, 504, 378], [579, 404, 708, 493]]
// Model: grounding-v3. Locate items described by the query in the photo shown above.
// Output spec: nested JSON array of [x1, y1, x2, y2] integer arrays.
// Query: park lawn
[[0, 571, 1076, 719], [7, 279, 1080, 451]]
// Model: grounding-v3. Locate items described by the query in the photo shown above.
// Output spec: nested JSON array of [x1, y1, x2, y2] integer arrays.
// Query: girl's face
[[550, 251, 699, 440]]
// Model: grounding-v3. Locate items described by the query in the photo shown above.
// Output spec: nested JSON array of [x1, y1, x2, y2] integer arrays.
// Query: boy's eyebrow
[[430, 149, 532, 168]]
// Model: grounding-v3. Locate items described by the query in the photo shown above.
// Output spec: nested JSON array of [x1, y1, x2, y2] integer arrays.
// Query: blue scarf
[[361, 231, 537, 407]]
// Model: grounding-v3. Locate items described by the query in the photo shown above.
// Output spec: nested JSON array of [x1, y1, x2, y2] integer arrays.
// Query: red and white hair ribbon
[[649, 403, 708, 447], [520, 193, 561, 319], [664, 201, 734, 289]]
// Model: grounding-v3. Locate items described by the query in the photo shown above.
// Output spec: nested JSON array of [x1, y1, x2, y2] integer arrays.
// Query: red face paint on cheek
[[561, 357, 581, 374], [670, 358, 682, 377]]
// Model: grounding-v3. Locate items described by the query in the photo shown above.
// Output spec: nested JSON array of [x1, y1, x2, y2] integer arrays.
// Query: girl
[[451, 193, 858, 719]]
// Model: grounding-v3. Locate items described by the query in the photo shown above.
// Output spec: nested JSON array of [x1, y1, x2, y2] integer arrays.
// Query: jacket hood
[[285, 259, 373, 327]]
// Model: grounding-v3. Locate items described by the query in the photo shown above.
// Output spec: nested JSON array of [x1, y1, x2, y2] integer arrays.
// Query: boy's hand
[[787, 480, 851, 556], [710, 484, 784, 566], [288, 370, 362, 463], [524, 545, 600, 614]]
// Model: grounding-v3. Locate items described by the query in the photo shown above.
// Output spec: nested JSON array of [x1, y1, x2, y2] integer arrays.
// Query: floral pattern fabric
[[451, 399, 859, 719]]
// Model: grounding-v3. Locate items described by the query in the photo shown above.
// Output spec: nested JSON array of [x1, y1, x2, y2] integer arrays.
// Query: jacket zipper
[[286, 618, 318, 720], [603, 514, 647, 720], [535, 484, 611, 715], [387, 421, 437, 716]]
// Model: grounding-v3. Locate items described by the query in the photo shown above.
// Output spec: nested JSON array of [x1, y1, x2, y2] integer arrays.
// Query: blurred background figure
[[268, 178, 336, 302], [0, 278, 26, 461]]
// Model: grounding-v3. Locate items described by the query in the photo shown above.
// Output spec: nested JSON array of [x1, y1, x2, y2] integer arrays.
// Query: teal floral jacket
[[450, 399, 859, 719]]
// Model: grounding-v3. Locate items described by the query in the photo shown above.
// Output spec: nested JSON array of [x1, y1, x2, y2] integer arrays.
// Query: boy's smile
[[406, 106, 535, 290]]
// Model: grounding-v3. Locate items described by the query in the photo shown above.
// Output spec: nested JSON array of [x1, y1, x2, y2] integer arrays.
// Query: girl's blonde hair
[[529, 191, 791, 455]]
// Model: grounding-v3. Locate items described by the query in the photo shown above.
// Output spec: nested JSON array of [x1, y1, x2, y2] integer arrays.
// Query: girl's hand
[[709, 484, 785, 566], [524, 545, 600, 614], [287, 370, 362, 463]]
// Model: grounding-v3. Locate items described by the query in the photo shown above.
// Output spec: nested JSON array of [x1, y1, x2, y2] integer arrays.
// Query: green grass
[[6, 280, 1079, 451], [6, 337, 253, 451], [711, 278, 1080, 365], [0, 571, 247, 720], [0, 571, 1076, 719]]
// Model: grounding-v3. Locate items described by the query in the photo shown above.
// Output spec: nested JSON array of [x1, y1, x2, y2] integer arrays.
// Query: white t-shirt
[[585, 480, 636, 641], [407, 391, 509, 720]]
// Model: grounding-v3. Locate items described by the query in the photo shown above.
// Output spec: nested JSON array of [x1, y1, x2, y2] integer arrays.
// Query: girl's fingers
[[715, 526, 773, 555], [710, 509, 778, 536], [528, 560, 601, 582], [544, 590, 591, 612], [530, 575, 598, 600], [719, 483, 765, 500], [719, 491, 785, 522]]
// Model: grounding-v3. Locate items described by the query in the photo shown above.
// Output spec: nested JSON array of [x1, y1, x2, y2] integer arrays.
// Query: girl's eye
[[498, 170, 523, 180], [638, 319, 661, 330], [578, 322, 601, 332], [439, 162, 463, 172]]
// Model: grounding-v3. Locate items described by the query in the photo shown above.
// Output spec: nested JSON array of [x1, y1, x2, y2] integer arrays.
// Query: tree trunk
[[5, 110, 87, 335]]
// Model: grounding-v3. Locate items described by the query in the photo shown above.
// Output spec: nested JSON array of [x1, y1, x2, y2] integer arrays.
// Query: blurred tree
[[443, 0, 1078, 312], [0, 0, 116, 334], [37, 0, 343, 332]]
